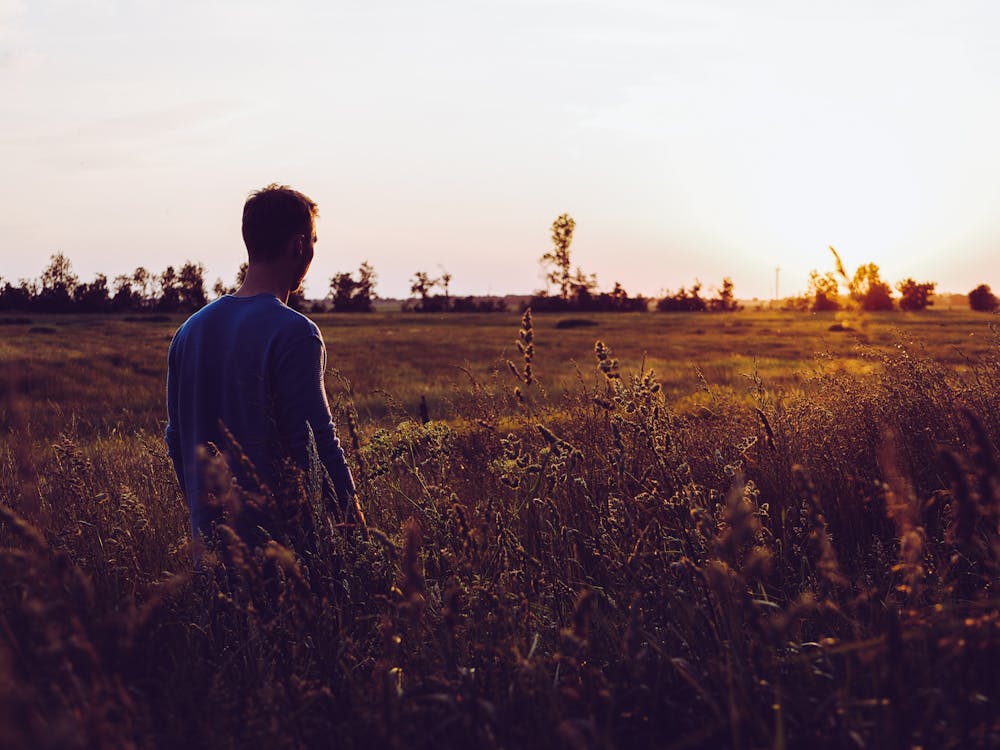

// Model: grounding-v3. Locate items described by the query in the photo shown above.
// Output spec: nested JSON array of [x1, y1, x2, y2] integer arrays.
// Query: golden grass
[[1, 308, 998, 748]]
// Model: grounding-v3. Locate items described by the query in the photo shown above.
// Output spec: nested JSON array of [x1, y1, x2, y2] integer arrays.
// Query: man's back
[[166, 293, 354, 537]]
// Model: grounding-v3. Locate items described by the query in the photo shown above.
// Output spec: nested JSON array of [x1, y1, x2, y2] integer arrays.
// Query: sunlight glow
[[1, 0, 998, 298]]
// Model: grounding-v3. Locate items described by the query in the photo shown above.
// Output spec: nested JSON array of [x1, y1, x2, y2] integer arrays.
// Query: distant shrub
[[124, 315, 171, 323], [450, 295, 507, 313], [897, 278, 937, 311], [968, 284, 999, 312], [554, 318, 598, 329]]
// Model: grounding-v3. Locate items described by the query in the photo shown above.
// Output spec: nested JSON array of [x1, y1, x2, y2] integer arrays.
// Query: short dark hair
[[241, 184, 318, 262]]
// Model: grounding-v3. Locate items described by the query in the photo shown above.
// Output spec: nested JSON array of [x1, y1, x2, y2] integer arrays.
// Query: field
[[1, 309, 999, 748]]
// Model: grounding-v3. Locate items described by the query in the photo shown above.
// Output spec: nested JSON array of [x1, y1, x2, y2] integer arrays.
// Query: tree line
[[2, 225, 996, 315], [0, 255, 213, 314], [789, 246, 998, 313]]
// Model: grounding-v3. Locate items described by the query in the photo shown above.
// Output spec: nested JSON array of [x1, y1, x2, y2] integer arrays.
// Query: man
[[166, 183, 358, 541]]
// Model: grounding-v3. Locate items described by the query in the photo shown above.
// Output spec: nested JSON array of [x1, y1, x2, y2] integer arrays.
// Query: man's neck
[[234, 264, 290, 303]]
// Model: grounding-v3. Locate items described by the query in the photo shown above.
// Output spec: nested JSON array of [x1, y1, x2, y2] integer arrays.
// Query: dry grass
[[1, 309, 998, 748]]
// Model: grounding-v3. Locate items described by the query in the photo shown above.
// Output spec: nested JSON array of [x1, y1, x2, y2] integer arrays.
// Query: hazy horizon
[[3, 0, 999, 300]]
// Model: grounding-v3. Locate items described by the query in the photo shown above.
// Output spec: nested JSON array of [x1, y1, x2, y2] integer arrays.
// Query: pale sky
[[2, 0, 998, 300]]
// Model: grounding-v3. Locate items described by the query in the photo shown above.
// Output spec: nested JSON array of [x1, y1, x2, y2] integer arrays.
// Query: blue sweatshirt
[[165, 294, 355, 537]]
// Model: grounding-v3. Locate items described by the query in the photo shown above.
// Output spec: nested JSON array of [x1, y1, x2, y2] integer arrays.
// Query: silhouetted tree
[[213, 262, 248, 299], [0, 279, 35, 311], [450, 296, 508, 312], [849, 263, 894, 311], [807, 270, 841, 311], [73, 273, 110, 312], [896, 279, 936, 311], [567, 267, 598, 307], [111, 274, 140, 311], [440, 270, 452, 312], [708, 277, 739, 311], [409, 270, 448, 312], [329, 262, 377, 312], [157, 266, 181, 312], [541, 214, 575, 300], [38, 252, 78, 312], [131, 267, 152, 310], [177, 261, 207, 312], [657, 281, 707, 312], [968, 284, 999, 312]]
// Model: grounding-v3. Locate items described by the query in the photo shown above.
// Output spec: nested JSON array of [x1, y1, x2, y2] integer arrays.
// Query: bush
[[897, 279, 937, 311], [969, 284, 999, 312]]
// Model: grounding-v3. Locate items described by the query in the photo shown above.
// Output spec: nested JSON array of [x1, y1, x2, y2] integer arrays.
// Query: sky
[[2, 0, 999, 300]]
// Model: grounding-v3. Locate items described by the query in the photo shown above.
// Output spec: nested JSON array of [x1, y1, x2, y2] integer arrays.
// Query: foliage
[[532, 281, 648, 313], [656, 277, 745, 313], [38, 252, 79, 312], [407, 270, 453, 312], [540, 213, 576, 301], [533, 215, 647, 312], [0, 255, 211, 314], [897, 278, 937, 311], [708, 277, 740, 311], [849, 262, 894, 311], [807, 270, 841, 311], [657, 280, 707, 311], [811, 250, 941, 315], [969, 284, 999, 312], [329, 262, 377, 312], [449, 295, 507, 313], [213, 262, 248, 298]]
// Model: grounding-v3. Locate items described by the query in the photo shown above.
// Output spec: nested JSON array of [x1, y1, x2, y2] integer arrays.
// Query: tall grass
[[1, 313, 998, 748]]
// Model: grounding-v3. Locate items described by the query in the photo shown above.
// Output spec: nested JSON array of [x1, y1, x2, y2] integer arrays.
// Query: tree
[[896, 279, 936, 311], [213, 263, 249, 299], [111, 274, 139, 311], [968, 284, 999, 312], [329, 262, 377, 312], [541, 213, 575, 300], [0, 279, 36, 311], [849, 263, 893, 311], [38, 252, 78, 312], [567, 266, 598, 307], [132, 267, 152, 310], [657, 281, 707, 312], [807, 270, 841, 311], [178, 261, 208, 312], [439, 270, 452, 312], [73, 274, 110, 312], [410, 270, 436, 308], [157, 266, 181, 311], [709, 277, 739, 312]]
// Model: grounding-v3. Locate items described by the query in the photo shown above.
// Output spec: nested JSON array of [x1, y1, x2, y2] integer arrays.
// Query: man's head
[[242, 184, 318, 260], [242, 183, 318, 293]]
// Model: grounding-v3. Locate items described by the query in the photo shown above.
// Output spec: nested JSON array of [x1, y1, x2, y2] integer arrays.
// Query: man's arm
[[273, 332, 357, 508]]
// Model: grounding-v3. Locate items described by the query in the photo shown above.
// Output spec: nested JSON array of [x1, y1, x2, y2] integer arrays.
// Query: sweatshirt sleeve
[[165, 334, 185, 489], [273, 331, 356, 504]]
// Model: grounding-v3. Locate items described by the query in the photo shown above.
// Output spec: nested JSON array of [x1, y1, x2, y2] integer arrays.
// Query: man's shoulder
[[175, 295, 232, 328], [277, 304, 322, 338], [171, 297, 322, 355], [186, 295, 316, 329]]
